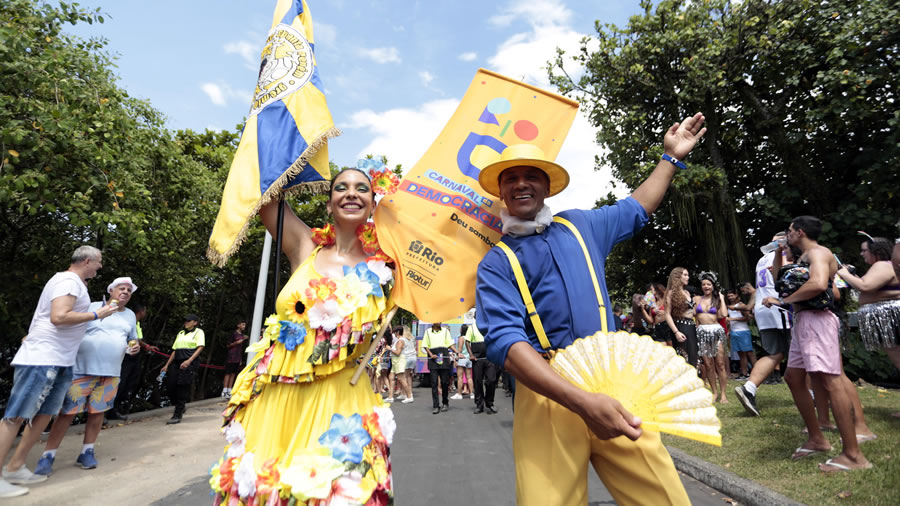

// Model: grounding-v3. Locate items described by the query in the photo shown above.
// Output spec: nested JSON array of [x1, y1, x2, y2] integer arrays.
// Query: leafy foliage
[[551, 0, 900, 296]]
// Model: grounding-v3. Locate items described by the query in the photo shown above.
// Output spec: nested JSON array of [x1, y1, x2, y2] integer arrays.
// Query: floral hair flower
[[355, 222, 380, 255], [308, 299, 343, 331], [356, 158, 385, 173], [370, 170, 400, 196], [284, 291, 309, 323], [278, 321, 307, 351], [311, 223, 336, 247], [306, 278, 338, 303], [318, 413, 372, 464]]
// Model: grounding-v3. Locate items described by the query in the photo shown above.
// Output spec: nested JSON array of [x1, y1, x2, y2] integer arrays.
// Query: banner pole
[[350, 306, 399, 385], [247, 231, 272, 360], [271, 197, 286, 310]]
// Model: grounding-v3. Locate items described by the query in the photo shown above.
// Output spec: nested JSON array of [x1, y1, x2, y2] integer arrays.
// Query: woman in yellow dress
[[210, 165, 400, 505]]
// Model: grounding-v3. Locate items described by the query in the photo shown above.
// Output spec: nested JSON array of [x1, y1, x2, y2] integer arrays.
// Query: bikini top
[[695, 299, 717, 314]]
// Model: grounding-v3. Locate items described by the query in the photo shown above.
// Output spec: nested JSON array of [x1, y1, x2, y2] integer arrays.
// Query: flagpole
[[247, 231, 272, 360], [271, 197, 286, 310]]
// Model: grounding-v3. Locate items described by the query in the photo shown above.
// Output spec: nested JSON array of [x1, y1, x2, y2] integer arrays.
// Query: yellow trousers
[[513, 382, 690, 506]]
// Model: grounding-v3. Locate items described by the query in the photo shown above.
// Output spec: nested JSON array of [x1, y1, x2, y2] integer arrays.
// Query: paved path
[[14, 387, 729, 505]]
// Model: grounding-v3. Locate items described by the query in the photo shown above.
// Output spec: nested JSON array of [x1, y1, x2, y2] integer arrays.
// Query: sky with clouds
[[68, 0, 649, 210]]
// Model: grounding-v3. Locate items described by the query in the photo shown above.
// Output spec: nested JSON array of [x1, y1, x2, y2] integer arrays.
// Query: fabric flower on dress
[[308, 299, 343, 332], [344, 262, 383, 298], [284, 291, 309, 323], [369, 170, 400, 196], [280, 450, 345, 502], [372, 406, 396, 446], [355, 223, 380, 255], [311, 223, 336, 247], [255, 457, 280, 500], [365, 260, 393, 285], [234, 452, 257, 499], [318, 414, 372, 464], [336, 274, 371, 316], [261, 314, 282, 343], [217, 457, 237, 494], [224, 421, 247, 458], [306, 278, 338, 303], [278, 321, 306, 351], [362, 413, 386, 447], [325, 471, 378, 505]]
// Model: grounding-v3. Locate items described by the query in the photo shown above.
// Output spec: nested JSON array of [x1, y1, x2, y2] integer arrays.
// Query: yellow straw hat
[[478, 144, 569, 198]]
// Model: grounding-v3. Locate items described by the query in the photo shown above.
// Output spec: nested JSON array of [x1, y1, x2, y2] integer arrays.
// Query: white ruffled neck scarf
[[501, 205, 553, 237]]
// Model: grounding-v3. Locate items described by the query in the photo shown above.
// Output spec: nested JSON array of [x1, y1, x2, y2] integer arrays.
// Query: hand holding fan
[[550, 331, 722, 446]]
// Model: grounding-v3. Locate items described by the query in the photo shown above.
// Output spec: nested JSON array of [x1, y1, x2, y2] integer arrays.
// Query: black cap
[[184, 314, 200, 322]]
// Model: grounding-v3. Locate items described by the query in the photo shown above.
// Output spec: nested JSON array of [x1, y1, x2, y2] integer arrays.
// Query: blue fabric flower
[[278, 321, 307, 351], [356, 158, 384, 172], [343, 262, 383, 298], [318, 413, 372, 464]]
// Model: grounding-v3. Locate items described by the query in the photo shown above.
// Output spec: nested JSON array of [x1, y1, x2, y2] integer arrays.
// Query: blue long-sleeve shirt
[[475, 197, 648, 366]]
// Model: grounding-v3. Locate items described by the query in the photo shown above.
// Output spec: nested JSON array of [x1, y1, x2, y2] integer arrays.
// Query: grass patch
[[661, 379, 900, 505]]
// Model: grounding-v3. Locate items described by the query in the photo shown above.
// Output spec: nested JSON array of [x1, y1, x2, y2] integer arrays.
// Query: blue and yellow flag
[[208, 0, 339, 266]]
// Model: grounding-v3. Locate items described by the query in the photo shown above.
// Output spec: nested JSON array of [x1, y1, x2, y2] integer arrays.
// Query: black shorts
[[653, 324, 672, 342], [759, 328, 790, 356], [225, 362, 243, 374]]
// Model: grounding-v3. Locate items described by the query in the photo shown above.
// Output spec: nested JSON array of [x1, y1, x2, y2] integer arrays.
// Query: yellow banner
[[374, 69, 578, 321]]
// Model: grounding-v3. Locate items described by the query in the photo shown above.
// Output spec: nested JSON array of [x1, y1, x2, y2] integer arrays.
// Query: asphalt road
[[152, 386, 729, 505]]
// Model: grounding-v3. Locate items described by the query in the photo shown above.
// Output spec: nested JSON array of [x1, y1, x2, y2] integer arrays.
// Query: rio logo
[[456, 96, 541, 180], [408, 240, 444, 265]]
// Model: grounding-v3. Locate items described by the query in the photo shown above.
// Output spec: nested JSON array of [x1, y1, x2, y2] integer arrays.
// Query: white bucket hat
[[107, 276, 138, 294]]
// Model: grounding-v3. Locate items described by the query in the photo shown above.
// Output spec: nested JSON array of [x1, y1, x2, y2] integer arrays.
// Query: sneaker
[[401, 397, 414, 404], [440, 404, 449, 412], [385, 397, 394, 403], [469, 394, 475, 399], [450, 393, 463, 400], [2, 465, 48, 485], [105, 410, 126, 421], [734, 385, 760, 416], [166, 414, 182, 425], [75, 449, 97, 470], [0, 479, 28, 498], [34, 454, 54, 476]]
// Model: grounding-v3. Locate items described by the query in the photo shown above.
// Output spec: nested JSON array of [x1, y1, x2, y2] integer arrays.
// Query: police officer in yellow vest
[[475, 114, 705, 505], [160, 314, 205, 424], [467, 323, 497, 414]]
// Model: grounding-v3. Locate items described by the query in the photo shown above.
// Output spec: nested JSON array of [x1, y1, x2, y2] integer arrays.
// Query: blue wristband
[[661, 153, 687, 170], [92, 311, 98, 320]]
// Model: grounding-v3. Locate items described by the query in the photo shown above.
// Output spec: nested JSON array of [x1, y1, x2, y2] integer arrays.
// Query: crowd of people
[[0, 246, 215, 498]]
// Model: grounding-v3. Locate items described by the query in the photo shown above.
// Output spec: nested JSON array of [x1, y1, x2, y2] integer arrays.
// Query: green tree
[[551, 0, 900, 291]]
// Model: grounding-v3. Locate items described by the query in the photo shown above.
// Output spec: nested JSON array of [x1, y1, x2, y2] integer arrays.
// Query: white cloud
[[314, 21, 337, 46], [345, 99, 460, 170], [458, 51, 478, 61], [224, 40, 258, 71], [418, 71, 435, 86], [199, 82, 248, 107], [358, 47, 401, 64], [489, 0, 572, 29]]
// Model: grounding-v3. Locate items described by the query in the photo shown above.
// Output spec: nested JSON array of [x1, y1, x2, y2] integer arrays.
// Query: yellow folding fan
[[550, 331, 722, 446]]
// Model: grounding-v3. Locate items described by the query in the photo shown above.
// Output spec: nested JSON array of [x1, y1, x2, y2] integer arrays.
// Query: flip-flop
[[801, 425, 837, 434], [792, 447, 829, 460], [818, 458, 873, 473], [840, 433, 877, 444]]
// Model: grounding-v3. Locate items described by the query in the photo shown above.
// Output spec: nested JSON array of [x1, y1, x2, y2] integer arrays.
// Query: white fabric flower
[[308, 299, 343, 332], [373, 406, 396, 446], [224, 421, 246, 458], [235, 452, 257, 499], [366, 259, 393, 285]]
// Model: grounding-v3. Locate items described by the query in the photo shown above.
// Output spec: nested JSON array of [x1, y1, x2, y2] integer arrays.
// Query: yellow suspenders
[[495, 216, 608, 351]]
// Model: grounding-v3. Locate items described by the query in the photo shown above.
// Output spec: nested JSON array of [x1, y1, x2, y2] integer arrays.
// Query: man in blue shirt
[[476, 113, 705, 505]]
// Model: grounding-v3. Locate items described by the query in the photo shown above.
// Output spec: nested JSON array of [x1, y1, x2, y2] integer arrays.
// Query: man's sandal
[[818, 458, 873, 473], [792, 447, 829, 460]]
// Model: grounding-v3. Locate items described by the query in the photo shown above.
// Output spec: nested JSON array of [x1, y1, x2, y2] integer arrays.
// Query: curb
[[667, 446, 805, 506], [112, 397, 227, 424]]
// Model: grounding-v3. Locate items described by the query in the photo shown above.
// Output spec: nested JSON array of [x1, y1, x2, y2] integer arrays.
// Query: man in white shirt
[[735, 233, 791, 416], [0, 246, 115, 498]]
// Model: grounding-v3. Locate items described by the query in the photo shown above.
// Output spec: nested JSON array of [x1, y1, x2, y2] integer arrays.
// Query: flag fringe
[[206, 127, 341, 267]]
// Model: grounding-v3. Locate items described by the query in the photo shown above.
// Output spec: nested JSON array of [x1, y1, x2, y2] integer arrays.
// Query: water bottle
[[436, 353, 444, 366], [157, 370, 166, 383], [760, 241, 779, 254]]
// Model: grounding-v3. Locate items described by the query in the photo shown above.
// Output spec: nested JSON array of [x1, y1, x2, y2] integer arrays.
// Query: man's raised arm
[[632, 113, 707, 215]]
